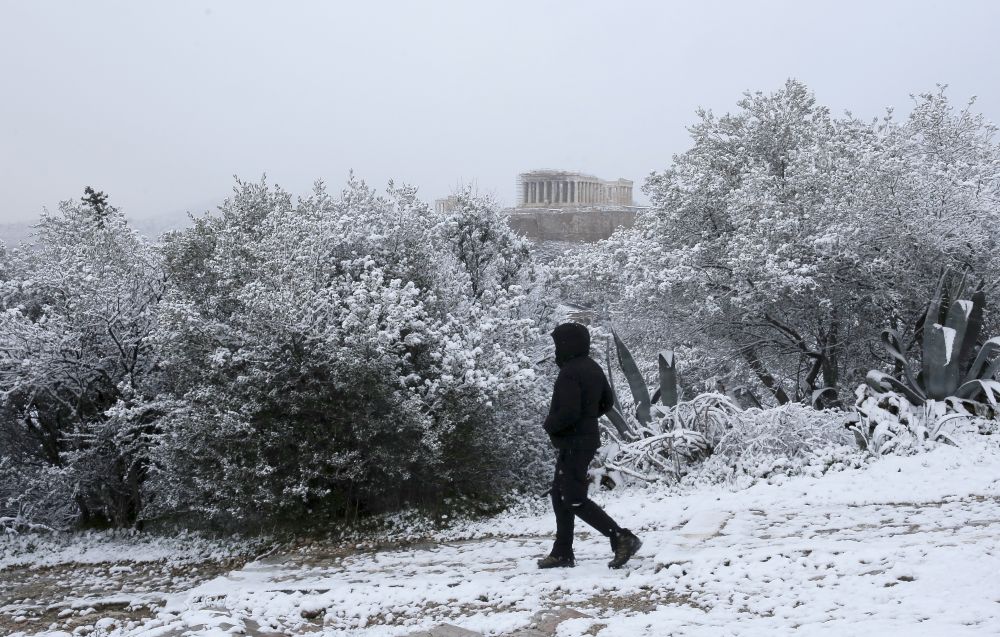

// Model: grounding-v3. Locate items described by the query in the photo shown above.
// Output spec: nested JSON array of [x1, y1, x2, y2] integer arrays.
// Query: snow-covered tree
[[431, 187, 532, 299], [0, 190, 166, 528], [554, 81, 1000, 407]]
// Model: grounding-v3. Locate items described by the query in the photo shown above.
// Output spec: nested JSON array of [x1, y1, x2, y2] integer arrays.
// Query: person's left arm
[[543, 369, 582, 434]]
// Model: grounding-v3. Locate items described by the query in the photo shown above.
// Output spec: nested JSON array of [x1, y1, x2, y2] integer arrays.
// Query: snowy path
[[10, 437, 1000, 636], [99, 439, 1000, 637]]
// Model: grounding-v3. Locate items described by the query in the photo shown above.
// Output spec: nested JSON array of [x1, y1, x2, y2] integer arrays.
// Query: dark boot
[[537, 554, 575, 569], [608, 529, 642, 569]]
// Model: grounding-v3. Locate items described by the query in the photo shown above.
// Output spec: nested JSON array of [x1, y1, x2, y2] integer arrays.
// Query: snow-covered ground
[[5, 431, 1000, 637]]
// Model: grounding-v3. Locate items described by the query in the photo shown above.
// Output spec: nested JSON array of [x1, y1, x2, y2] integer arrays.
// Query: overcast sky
[[1, 0, 998, 224]]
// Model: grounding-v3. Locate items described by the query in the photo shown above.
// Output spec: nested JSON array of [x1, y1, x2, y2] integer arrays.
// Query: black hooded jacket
[[543, 322, 615, 449]]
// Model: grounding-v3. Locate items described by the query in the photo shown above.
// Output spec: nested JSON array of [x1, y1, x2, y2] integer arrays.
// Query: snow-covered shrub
[[431, 186, 532, 300], [852, 271, 1000, 455], [851, 386, 968, 455], [864, 271, 1000, 410], [677, 404, 859, 487], [715, 402, 852, 462], [684, 442, 866, 488], [598, 393, 742, 483], [597, 396, 852, 485], [0, 190, 165, 528], [144, 178, 547, 528], [0, 458, 77, 533]]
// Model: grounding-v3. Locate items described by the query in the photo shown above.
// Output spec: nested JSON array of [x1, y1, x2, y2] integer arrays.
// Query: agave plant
[[601, 327, 680, 439], [865, 271, 1000, 409]]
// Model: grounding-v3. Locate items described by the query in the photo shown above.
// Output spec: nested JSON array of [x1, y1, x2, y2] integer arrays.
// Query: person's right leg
[[550, 449, 576, 559], [562, 448, 643, 568], [562, 448, 622, 539]]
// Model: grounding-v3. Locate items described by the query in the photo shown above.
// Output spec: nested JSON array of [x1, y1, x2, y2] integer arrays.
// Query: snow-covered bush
[[144, 178, 547, 528], [864, 271, 1000, 409], [684, 442, 866, 488], [0, 189, 165, 528], [0, 458, 77, 533], [852, 271, 1000, 455], [850, 387, 969, 455], [678, 403, 859, 487], [715, 402, 852, 461], [598, 393, 742, 483], [597, 395, 852, 485]]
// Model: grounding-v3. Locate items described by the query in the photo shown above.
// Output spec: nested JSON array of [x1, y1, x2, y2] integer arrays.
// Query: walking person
[[537, 322, 642, 569]]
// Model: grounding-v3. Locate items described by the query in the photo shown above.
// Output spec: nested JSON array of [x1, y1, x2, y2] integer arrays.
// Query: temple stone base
[[505, 206, 639, 243]]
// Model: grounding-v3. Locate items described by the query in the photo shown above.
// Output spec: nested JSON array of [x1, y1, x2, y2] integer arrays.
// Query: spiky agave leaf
[[962, 336, 1000, 383], [983, 356, 1000, 382], [657, 350, 679, 407], [922, 271, 946, 385], [942, 299, 974, 393], [603, 336, 635, 439], [924, 323, 953, 400], [611, 326, 651, 425], [958, 289, 986, 376], [956, 378, 1000, 406], [603, 406, 635, 440], [879, 329, 926, 401], [865, 370, 926, 406], [811, 387, 838, 408]]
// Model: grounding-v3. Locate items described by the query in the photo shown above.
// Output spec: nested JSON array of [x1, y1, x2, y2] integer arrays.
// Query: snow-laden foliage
[[714, 402, 851, 464], [0, 458, 77, 533], [596, 393, 853, 486], [145, 178, 547, 527], [0, 191, 166, 528], [598, 393, 740, 483], [553, 81, 1000, 409], [0, 180, 549, 531], [850, 386, 973, 455]]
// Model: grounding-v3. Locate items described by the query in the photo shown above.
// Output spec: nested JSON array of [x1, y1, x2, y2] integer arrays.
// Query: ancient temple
[[507, 169, 641, 243], [516, 170, 634, 208]]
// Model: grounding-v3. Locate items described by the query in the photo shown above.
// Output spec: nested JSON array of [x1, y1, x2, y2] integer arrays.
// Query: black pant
[[550, 447, 622, 558]]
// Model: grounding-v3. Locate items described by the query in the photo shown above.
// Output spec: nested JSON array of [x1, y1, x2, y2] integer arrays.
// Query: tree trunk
[[740, 347, 790, 405], [821, 316, 842, 407]]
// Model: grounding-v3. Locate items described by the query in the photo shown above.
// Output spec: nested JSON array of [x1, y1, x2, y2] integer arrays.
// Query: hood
[[551, 322, 591, 367]]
